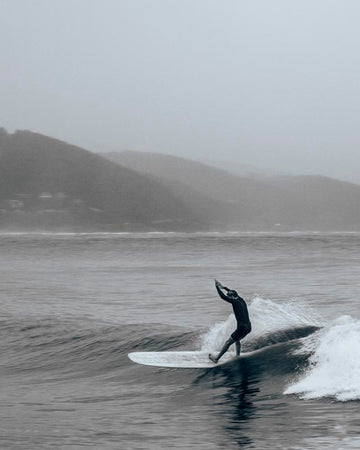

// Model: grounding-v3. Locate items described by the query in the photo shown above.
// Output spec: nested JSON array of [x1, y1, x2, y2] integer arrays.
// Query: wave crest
[[285, 315, 360, 401]]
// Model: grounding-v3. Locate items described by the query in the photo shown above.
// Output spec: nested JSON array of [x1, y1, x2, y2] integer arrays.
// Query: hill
[[2, 129, 359, 232], [104, 151, 360, 231], [0, 129, 204, 231]]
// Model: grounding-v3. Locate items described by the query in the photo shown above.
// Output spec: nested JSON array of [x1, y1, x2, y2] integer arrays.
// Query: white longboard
[[128, 350, 251, 368]]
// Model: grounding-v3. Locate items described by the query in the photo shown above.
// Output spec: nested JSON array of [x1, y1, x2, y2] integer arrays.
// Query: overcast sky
[[1, 0, 360, 181]]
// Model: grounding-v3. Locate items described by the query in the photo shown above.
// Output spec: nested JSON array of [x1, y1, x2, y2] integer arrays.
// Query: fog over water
[[1, 0, 360, 182]]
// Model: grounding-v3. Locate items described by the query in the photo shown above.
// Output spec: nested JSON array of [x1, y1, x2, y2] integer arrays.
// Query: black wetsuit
[[216, 286, 251, 341]]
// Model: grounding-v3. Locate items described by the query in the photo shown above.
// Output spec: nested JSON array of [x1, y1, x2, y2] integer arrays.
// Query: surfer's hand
[[215, 280, 223, 289]]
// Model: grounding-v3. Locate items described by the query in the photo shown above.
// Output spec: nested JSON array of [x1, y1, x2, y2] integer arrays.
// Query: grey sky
[[1, 0, 360, 182]]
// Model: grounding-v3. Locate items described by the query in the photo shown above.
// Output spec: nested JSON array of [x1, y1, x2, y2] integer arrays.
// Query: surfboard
[[128, 350, 249, 368]]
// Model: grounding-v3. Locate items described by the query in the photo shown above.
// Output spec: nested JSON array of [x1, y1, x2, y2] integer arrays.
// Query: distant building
[[39, 192, 53, 200], [8, 199, 24, 209]]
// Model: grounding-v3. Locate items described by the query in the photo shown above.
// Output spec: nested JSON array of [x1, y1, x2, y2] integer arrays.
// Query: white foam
[[200, 314, 237, 352], [248, 297, 322, 337], [285, 315, 360, 401], [200, 297, 321, 352]]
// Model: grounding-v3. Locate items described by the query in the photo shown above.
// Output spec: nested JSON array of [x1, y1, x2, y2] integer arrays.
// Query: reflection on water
[[193, 358, 260, 448], [218, 360, 260, 448]]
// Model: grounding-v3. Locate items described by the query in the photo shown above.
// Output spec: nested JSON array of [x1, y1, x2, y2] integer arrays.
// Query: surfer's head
[[227, 290, 238, 299]]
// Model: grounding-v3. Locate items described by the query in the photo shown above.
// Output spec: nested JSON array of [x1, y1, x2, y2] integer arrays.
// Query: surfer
[[209, 280, 251, 364]]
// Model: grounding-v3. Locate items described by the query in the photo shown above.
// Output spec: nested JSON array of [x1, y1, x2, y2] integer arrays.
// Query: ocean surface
[[0, 232, 359, 449]]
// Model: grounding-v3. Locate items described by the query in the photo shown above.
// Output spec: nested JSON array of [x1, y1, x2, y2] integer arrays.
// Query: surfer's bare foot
[[208, 353, 218, 364]]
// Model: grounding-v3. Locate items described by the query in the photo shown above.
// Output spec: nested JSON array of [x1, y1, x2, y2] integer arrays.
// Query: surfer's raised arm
[[215, 280, 233, 303]]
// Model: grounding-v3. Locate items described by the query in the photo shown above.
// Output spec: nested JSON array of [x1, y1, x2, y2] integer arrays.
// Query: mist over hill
[[104, 151, 360, 231], [1, 128, 359, 231], [201, 159, 286, 178], [0, 129, 203, 231]]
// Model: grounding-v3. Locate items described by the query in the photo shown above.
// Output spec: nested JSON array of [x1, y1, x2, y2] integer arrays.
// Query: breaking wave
[[2, 296, 359, 402], [284, 315, 360, 401]]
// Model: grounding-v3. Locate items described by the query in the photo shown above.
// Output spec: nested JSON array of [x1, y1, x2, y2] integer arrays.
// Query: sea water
[[0, 232, 359, 449]]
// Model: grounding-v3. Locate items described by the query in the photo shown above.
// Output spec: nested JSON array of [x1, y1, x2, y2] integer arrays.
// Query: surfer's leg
[[232, 325, 250, 357], [209, 337, 235, 363]]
